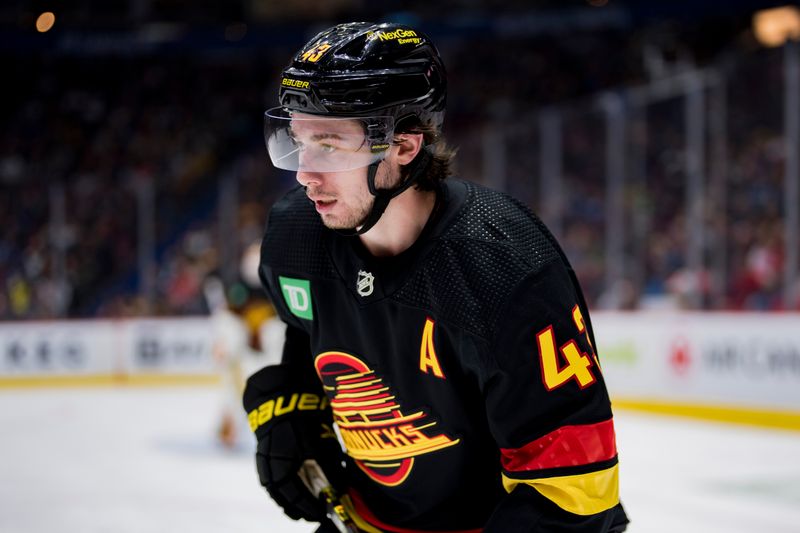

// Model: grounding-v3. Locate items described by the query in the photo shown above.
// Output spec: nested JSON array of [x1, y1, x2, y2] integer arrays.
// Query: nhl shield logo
[[356, 270, 374, 297]]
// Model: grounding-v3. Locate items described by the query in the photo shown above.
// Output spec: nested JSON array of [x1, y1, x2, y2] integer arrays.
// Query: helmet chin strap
[[335, 147, 432, 237]]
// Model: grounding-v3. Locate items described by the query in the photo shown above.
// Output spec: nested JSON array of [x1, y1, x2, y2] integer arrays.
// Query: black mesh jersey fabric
[[256, 179, 623, 531], [262, 180, 565, 340], [261, 186, 338, 280], [393, 181, 561, 339]]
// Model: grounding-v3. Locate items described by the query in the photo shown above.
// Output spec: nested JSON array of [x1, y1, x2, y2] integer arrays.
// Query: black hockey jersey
[[258, 179, 628, 532]]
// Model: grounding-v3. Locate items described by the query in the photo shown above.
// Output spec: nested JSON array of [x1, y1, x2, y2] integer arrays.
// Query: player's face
[[291, 117, 399, 230]]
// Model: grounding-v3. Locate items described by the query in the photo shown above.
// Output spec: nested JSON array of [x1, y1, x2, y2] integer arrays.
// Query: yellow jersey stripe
[[502, 463, 619, 516]]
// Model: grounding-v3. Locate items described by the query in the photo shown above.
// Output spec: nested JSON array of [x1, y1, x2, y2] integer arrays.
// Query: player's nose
[[296, 170, 324, 188]]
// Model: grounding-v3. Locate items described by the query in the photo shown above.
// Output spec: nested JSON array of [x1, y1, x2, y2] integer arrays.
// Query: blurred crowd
[[1, 52, 288, 318], [1, 12, 798, 319]]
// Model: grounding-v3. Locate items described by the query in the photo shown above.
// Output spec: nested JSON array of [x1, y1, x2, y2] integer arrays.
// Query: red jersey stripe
[[500, 418, 617, 472]]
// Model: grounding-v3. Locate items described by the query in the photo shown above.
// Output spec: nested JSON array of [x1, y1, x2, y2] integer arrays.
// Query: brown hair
[[395, 122, 457, 191]]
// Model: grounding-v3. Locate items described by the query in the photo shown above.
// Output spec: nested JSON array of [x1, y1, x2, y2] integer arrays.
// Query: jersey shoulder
[[444, 180, 561, 265], [395, 180, 563, 339], [261, 186, 337, 279]]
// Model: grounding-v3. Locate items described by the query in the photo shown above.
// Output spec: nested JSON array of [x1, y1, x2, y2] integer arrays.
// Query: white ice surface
[[1, 387, 798, 533]]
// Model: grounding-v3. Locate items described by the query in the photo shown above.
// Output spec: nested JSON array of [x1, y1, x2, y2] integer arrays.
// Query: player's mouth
[[313, 198, 336, 213]]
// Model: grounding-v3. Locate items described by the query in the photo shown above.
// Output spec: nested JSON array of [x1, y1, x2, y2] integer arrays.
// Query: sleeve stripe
[[502, 463, 620, 516], [500, 418, 617, 472], [504, 456, 618, 481]]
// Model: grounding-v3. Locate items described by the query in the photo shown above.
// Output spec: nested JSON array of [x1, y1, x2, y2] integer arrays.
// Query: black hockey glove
[[243, 363, 345, 522]]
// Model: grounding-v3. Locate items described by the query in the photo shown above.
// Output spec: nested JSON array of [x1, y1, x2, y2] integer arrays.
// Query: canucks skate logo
[[315, 351, 460, 486], [356, 270, 374, 297]]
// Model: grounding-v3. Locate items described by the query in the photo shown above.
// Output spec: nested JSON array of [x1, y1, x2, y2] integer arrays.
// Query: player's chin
[[320, 210, 368, 231], [320, 214, 353, 230]]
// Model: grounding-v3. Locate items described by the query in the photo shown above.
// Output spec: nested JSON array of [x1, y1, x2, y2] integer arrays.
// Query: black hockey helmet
[[265, 22, 447, 235], [278, 21, 445, 132]]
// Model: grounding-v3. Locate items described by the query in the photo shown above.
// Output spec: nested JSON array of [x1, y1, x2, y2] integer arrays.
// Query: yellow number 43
[[301, 43, 331, 63], [536, 305, 599, 391]]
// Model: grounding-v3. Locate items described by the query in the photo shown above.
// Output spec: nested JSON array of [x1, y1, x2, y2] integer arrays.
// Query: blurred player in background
[[243, 22, 628, 532], [206, 242, 283, 449]]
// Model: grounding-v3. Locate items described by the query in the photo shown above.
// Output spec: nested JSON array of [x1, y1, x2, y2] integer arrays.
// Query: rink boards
[[1, 312, 799, 429], [0, 317, 218, 386], [592, 312, 800, 430]]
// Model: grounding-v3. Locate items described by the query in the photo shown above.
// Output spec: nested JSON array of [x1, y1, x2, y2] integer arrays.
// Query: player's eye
[[319, 144, 337, 154]]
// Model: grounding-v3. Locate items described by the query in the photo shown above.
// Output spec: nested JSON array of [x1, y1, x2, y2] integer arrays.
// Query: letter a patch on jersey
[[279, 276, 313, 320], [420, 318, 445, 379]]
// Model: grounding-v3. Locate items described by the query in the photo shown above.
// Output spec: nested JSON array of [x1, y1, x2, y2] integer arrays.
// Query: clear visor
[[264, 107, 395, 172]]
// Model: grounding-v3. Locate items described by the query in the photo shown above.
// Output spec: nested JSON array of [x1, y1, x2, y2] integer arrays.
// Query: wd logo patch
[[279, 276, 313, 320], [315, 351, 460, 487]]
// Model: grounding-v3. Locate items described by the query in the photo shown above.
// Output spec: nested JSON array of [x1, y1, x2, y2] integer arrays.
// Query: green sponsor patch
[[279, 276, 313, 320]]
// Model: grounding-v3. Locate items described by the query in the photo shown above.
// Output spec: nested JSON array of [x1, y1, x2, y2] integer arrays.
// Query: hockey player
[[243, 22, 629, 532], [207, 242, 282, 449]]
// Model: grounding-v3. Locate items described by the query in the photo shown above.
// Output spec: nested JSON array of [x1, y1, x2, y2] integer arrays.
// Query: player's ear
[[393, 133, 424, 165]]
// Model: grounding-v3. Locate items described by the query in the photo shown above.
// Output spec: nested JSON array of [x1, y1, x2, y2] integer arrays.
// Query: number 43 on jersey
[[536, 305, 601, 391]]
